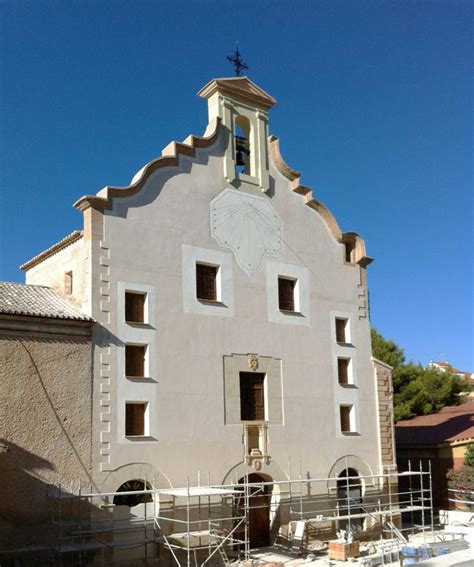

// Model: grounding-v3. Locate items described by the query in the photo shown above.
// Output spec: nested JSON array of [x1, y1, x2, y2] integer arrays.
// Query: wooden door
[[237, 474, 271, 549], [248, 493, 270, 548]]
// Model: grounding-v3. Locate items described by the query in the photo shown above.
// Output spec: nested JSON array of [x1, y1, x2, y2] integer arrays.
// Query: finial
[[227, 42, 249, 77]]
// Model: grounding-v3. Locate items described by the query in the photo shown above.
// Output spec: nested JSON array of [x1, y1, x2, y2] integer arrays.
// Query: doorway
[[337, 468, 363, 532], [237, 473, 271, 548]]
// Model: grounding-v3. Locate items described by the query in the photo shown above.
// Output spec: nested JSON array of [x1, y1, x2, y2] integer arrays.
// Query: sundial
[[210, 188, 281, 277]]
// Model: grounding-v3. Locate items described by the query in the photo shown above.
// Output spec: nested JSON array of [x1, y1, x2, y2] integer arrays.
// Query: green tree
[[371, 328, 406, 369], [464, 443, 474, 468], [371, 328, 470, 421]]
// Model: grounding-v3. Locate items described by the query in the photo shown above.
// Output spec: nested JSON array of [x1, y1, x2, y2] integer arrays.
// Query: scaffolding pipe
[[428, 459, 434, 537], [50, 466, 432, 567], [420, 460, 426, 545]]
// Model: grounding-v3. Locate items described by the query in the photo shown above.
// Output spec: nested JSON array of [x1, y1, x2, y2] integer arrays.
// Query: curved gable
[[73, 118, 221, 213], [269, 134, 373, 266]]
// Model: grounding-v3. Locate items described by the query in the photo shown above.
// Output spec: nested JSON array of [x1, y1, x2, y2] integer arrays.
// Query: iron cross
[[227, 42, 249, 77]]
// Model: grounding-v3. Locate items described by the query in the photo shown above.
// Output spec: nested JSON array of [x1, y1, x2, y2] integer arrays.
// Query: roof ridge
[[2, 281, 51, 289], [21, 230, 83, 271]]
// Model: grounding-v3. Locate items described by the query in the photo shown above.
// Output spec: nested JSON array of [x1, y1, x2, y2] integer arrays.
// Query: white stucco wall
[[90, 126, 380, 493], [24, 238, 89, 313]]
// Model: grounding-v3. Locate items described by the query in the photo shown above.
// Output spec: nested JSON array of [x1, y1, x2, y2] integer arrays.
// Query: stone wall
[[373, 357, 396, 469], [0, 317, 93, 554]]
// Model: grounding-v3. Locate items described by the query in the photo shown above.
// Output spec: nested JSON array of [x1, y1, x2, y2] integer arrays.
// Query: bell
[[235, 135, 249, 167], [236, 149, 246, 166]]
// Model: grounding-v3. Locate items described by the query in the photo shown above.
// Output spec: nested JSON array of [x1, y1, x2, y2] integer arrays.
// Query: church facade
[[22, 77, 395, 546]]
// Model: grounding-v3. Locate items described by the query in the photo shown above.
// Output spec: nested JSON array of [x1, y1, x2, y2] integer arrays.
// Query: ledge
[[279, 309, 304, 317], [197, 299, 227, 307]]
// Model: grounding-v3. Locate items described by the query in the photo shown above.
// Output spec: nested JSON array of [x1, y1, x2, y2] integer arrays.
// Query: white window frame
[[182, 245, 234, 317], [266, 261, 310, 326]]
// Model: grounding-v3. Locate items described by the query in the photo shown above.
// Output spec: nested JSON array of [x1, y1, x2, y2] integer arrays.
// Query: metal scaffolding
[[51, 462, 434, 566]]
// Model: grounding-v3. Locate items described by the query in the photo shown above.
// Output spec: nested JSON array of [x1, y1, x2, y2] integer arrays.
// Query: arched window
[[234, 115, 251, 175], [113, 479, 153, 507]]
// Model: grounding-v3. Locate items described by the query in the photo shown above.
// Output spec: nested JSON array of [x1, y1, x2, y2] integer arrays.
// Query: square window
[[64, 271, 73, 295], [196, 263, 219, 302], [338, 358, 350, 385], [335, 318, 348, 343], [340, 405, 355, 433], [240, 372, 266, 421], [278, 277, 297, 312], [125, 344, 147, 378], [125, 402, 147, 436], [125, 292, 146, 323]]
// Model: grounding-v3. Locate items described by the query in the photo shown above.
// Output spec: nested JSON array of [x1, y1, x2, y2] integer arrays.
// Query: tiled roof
[[0, 281, 91, 321], [395, 402, 474, 446]]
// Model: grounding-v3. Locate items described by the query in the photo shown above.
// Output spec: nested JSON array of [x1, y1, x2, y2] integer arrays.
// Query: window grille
[[240, 372, 265, 421], [196, 264, 218, 301], [278, 277, 295, 311]]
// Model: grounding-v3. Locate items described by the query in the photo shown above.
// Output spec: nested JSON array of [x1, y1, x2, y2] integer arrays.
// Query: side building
[[0, 282, 93, 562], [18, 77, 398, 556], [396, 402, 474, 511]]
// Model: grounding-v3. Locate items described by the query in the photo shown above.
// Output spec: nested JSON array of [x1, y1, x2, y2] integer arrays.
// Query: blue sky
[[0, 0, 472, 369]]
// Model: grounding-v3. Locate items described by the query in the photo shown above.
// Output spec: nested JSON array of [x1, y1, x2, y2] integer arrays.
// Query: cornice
[[372, 356, 394, 371], [21, 230, 83, 271], [0, 314, 93, 337], [73, 118, 222, 213], [197, 77, 276, 110]]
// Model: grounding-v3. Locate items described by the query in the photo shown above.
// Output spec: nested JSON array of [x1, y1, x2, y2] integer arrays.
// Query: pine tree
[[371, 327, 471, 421], [464, 443, 474, 468]]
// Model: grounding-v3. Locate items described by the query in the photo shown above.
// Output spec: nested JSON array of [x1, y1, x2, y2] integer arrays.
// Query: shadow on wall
[[94, 322, 125, 347], [15, 338, 97, 488], [0, 439, 104, 560], [0, 440, 54, 551]]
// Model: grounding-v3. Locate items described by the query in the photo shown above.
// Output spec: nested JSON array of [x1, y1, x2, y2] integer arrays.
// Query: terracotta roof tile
[[395, 402, 474, 446], [0, 281, 91, 321]]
